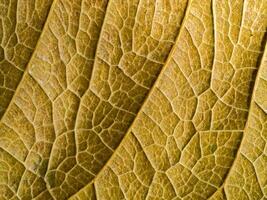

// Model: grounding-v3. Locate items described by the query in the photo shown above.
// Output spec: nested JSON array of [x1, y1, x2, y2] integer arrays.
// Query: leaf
[[0, 0, 266, 199]]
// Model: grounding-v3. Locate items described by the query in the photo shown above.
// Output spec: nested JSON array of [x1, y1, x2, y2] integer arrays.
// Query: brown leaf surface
[[0, 0, 266, 199]]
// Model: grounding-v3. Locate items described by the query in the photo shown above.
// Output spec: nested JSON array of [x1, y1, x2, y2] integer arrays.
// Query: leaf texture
[[0, 0, 266, 199]]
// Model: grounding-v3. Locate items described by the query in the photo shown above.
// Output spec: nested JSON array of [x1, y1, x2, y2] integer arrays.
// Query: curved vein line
[[69, 0, 192, 198], [0, 0, 56, 122], [207, 0, 266, 197], [44, 1, 111, 196], [72, 0, 111, 158], [213, 34, 267, 199]]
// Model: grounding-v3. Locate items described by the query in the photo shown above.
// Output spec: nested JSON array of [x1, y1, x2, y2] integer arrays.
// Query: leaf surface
[[0, 0, 266, 199]]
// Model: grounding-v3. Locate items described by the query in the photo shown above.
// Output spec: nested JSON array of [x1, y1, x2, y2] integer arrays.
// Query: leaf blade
[[0, 0, 267, 199]]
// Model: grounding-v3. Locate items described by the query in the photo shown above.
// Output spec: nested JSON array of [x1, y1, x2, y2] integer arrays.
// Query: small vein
[[70, 0, 192, 196], [0, 0, 56, 122]]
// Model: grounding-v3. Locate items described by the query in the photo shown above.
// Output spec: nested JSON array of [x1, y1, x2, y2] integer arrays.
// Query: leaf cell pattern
[[0, 0, 266, 199]]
